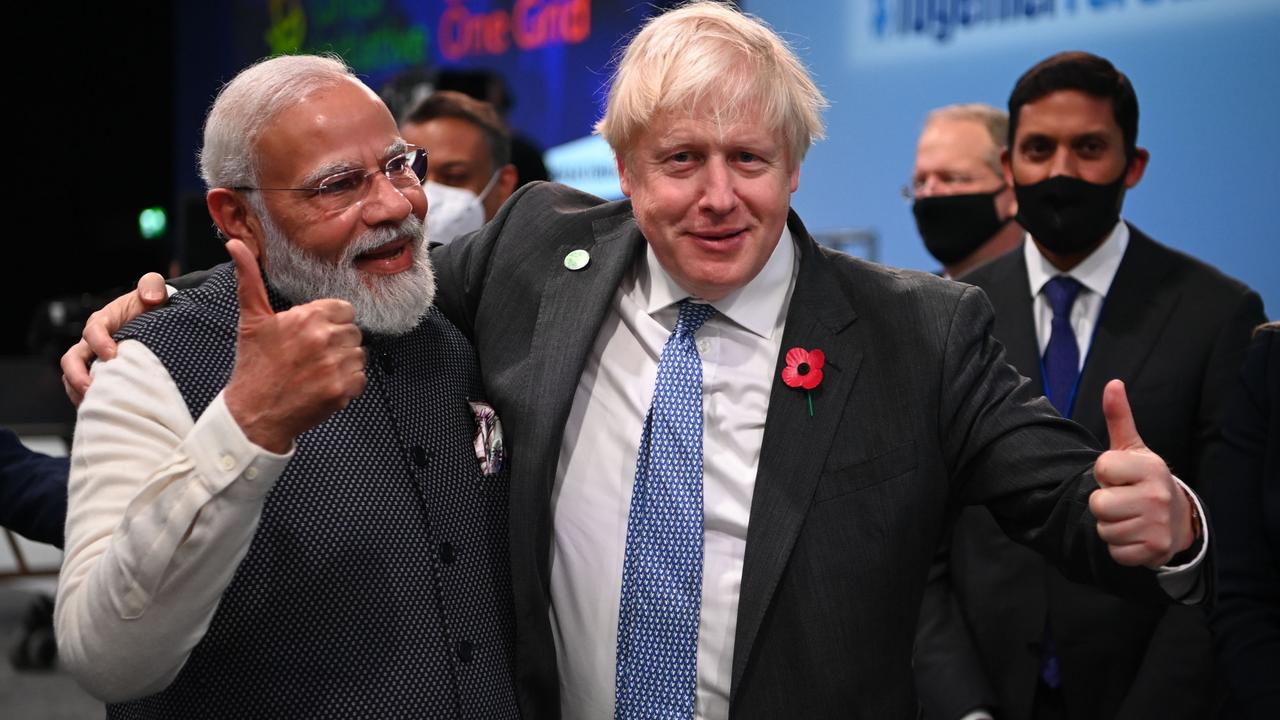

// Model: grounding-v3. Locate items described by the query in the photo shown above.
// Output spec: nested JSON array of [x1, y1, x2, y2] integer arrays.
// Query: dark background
[[7, 4, 174, 359], [3, 1, 690, 362]]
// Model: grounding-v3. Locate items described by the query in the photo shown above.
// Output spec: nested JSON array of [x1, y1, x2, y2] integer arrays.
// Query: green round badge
[[563, 249, 591, 271]]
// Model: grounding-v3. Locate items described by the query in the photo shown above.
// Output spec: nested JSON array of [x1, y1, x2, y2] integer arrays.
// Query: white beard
[[258, 212, 436, 336]]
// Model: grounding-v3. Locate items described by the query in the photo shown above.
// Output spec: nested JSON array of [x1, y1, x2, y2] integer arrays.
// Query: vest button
[[455, 640, 473, 663], [379, 353, 396, 374], [411, 446, 431, 467], [439, 542, 456, 564]]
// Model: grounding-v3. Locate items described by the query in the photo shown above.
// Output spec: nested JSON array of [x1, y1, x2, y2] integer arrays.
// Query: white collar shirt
[[1024, 219, 1129, 368]]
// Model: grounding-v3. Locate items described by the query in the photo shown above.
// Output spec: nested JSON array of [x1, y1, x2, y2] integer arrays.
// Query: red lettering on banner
[[514, 0, 591, 50], [439, 0, 511, 60], [438, 0, 591, 60]]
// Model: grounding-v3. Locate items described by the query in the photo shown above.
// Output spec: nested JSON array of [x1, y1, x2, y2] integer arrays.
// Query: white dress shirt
[[56, 340, 290, 701], [549, 228, 797, 720], [1024, 220, 1129, 367]]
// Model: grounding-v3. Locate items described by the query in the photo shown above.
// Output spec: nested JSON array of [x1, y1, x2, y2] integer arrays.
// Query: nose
[[698, 158, 738, 215], [360, 172, 415, 226], [1048, 147, 1079, 178]]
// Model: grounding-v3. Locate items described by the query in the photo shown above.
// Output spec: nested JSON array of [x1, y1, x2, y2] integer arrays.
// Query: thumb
[[1102, 379, 1145, 451], [227, 239, 273, 320]]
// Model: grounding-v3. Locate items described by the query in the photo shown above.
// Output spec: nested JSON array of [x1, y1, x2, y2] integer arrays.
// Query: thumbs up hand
[[1088, 380, 1195, 568], [223, 240, 367, 453]]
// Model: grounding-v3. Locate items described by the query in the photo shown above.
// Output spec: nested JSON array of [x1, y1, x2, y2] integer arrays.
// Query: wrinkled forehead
[[917, 120, 997, 165], [256, 80, 402, 179], [638, 83, 791, 158], [1013, 89, 1123, 140], [650, 104, 783, 147]]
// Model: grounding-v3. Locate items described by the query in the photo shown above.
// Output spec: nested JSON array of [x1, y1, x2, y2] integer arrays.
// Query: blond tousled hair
[[595, 1, 826, 168]]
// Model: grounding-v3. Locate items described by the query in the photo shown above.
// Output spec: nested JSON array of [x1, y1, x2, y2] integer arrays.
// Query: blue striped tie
[[614, 299, 717, 718]]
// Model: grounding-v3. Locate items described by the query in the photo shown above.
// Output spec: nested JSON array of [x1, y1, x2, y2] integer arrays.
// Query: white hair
[[254, 190, 435, 336], [200, 54, 356, 189], [924, 103, 1008, 176]]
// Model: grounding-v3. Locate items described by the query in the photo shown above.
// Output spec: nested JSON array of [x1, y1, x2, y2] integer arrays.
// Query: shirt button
[[244, 466, 260, 480], [219, 455, 236, 472], [379, 353, 396, 375], [455, 640, 474, 663], [697, 338, 711, 354], [439, 542, 456, 564]]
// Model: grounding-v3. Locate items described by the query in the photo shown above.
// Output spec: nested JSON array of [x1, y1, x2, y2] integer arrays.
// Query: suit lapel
[[730, 215, 861, 698], [983, 251, 1043, 389], [520, 210, 643, 531], [1071, 228, 1178, 437]]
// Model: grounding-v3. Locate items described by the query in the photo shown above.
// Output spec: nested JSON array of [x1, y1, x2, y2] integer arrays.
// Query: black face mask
[[1014, 174, 1126, 257], [912, 188, 1012, 267]]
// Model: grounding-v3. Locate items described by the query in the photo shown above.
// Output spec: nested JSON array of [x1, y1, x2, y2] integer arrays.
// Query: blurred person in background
[[907, 103, 1022, 279], [401, 90, 519, 243], [1209, 320, 1280, 720], [434, 68, 550, 186]]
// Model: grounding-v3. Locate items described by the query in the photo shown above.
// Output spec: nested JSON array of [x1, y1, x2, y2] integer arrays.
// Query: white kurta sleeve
[[55, 340, 292, 702]]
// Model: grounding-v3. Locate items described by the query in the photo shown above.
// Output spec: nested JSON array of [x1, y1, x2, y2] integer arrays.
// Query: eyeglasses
[[234, 146, 428, 213], [901, 172, 994, 201]]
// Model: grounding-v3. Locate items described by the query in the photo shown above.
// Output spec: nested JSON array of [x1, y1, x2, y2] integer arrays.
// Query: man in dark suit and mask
[[914, 51, 1266, 720]]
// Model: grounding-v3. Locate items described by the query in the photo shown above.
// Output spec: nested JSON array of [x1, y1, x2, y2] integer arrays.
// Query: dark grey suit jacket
[[914, 228, 1264, 720], [431, 183, 1181, 719]]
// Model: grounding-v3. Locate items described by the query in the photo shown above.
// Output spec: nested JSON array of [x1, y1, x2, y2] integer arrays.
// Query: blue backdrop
[[744, 0, 1278, 314]]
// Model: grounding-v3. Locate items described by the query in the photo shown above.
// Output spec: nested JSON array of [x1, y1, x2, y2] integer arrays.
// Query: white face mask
[[423, 170, 502, 246]]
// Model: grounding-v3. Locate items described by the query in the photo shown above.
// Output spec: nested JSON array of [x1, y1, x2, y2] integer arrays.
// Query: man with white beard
[[55, 55, 519, 719]]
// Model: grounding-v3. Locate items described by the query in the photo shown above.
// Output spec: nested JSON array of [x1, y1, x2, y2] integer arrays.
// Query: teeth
[[359, 241, 404, 259]]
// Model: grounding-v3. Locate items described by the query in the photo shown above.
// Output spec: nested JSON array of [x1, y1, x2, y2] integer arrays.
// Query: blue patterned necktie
[[1042, 275, 1085, 416], [1039, 274, 1084, 690], [614, 299, 717, 719]]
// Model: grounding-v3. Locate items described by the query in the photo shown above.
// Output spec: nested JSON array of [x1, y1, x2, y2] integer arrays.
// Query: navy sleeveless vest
[[107, 263, 517, 719]]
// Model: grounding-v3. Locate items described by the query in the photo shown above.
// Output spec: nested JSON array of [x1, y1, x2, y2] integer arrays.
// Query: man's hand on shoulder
[[1089, 379, 1196, 568], [60, 272, 170, 406]]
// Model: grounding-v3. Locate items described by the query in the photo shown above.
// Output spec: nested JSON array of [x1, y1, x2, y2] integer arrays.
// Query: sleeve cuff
[[182, 391, 293, 499], [1155, 475, 1208, 603]]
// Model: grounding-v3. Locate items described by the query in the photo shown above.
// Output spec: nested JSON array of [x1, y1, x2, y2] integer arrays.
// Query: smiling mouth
[[356, 238, 408, 260], [353, 237, 413, 274], [691, 228, 746, 241]]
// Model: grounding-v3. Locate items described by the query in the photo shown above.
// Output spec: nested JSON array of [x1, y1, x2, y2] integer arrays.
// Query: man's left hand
[[1089, 379, 1195, 568]]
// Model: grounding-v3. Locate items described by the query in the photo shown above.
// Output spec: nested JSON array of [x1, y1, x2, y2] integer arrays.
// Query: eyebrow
[[300, 160, 359, 189], [298, 140, 411, 187]]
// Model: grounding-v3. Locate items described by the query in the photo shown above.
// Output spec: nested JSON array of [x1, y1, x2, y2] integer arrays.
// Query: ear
[[206, 188, 264, 259], [1001, 146, 1014, 188], [789, 163, 800, 193], [1123, 147, 1149, 189], [616, 153, 632, 197], [497, 163, 518, 197]]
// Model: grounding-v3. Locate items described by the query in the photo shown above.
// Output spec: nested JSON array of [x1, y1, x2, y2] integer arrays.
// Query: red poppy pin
[[781, 347, 825, 416]]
